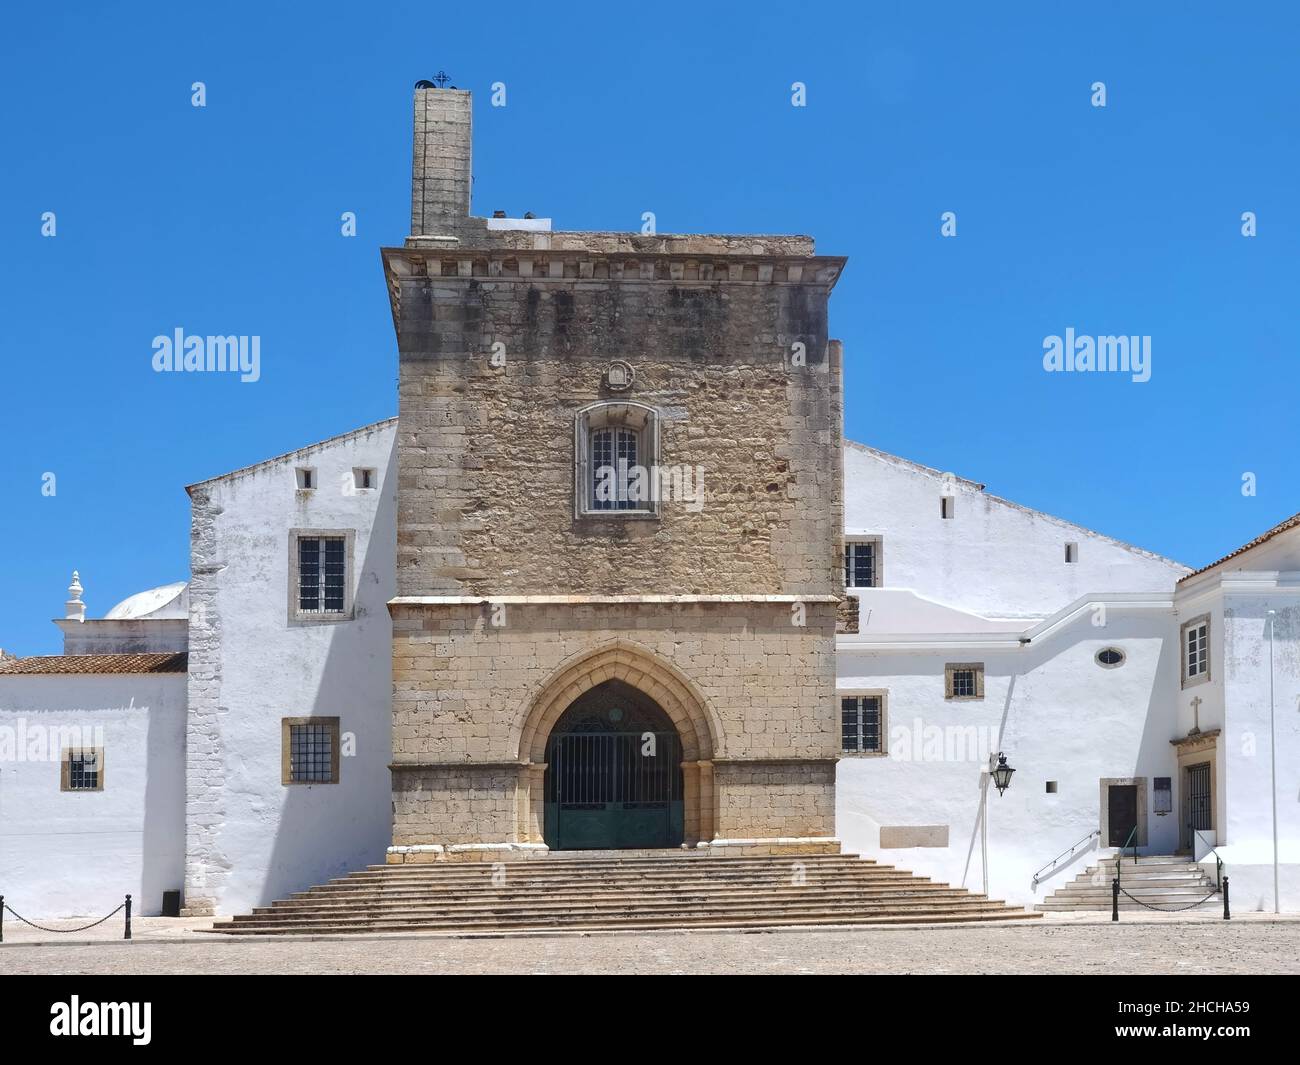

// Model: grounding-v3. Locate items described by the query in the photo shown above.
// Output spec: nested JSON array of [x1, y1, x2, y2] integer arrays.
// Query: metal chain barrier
[[1111, 875, 1230, 921], [1119, 887, 1219, 912], [0, 894, 132, 940]]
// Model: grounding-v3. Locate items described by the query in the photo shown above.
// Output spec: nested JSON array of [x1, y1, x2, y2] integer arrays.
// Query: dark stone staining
[[395, 269, 842, 597]]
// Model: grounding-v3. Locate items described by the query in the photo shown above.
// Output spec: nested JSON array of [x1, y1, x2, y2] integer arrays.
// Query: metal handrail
[[1116, 825, 1139, 887], [1032, 828, 1101, 888], [1193, 829, 1226, 890]]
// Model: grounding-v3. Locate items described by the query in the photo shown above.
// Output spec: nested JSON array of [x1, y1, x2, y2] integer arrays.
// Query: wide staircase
[[211, 851, 1038, 935], [1036, 855, 1220, 913]]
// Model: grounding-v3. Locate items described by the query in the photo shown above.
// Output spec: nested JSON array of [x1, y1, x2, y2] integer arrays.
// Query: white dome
[[104, 582, 189, 620]]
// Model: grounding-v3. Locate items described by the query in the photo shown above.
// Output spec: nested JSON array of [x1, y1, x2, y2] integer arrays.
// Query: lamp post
[[982, 751, 1016, 897], [1268, 609, 1279, 914]]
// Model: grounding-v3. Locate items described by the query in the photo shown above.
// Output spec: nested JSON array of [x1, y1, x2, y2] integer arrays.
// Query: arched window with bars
[[574, 401, 659, 518]]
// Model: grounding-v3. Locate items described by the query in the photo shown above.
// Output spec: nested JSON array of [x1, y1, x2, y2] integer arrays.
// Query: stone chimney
[[410, 87, 473, 244], [65, 570, 86, 622]]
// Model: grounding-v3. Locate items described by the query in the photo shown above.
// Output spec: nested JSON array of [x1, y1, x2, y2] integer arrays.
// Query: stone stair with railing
[[1035, 855, 1220, 912], [211, 851, 1039, 935]]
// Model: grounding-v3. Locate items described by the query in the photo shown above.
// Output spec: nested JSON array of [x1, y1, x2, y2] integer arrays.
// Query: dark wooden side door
[[1107, 785, 1138, 847]]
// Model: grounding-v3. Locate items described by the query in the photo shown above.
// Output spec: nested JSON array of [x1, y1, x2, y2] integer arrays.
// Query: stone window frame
[[281, 717, 341, 785], [944, 662, 985, 701], [288, 528, 356, 623], [839, 689, 887, 756], [60, 746, 105, 792], [844, 536, 883, 589], [1180, 613, 1211, 689], [573, 401, 661, 520]]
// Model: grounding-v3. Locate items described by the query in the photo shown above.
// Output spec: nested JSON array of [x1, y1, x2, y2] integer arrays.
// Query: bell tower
[[383, 83, 847, 862]]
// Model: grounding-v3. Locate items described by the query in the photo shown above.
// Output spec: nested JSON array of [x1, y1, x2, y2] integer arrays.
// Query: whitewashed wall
[[837, 442, 1191, 906], [1205, 569, 1300, 910], [183, 420, 397, 915], [843, 443, 1185, 619], [0, 675, 185, 917], [837, 613, 1181, 906]]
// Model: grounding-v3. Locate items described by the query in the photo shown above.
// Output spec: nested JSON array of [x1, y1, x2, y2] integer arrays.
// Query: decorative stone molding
[[603, 360, 634, 392]]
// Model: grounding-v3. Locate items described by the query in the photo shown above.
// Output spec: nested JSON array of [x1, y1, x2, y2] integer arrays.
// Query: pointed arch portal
[[543, 680, 684, 849], [515, 640, 720, 849]]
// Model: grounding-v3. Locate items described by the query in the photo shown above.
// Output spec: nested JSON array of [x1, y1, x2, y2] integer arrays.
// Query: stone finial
[[65, 570, 86, 622]]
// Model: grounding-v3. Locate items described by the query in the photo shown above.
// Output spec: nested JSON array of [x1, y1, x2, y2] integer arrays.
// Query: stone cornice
[[1170, 728, 1221, 753], [390, 593, 841, 607], [380, 246, 847, 328]]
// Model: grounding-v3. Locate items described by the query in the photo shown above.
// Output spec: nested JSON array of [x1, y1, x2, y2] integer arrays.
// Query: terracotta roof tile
[[1179, 511, 1300, 582], [0, 652, 188, 675]]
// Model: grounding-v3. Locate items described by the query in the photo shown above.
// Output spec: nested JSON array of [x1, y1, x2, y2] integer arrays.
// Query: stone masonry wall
[[389, 600, 839, 847], [390, 255, 844, 599], [390, 601, 838, 765], [180, 485, 226, 915]]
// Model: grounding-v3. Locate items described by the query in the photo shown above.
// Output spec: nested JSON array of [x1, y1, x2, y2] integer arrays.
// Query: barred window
[[1182, 615, 1210, 687], [945, 663, 985, 700], [841, 695, 884, 753], [575, 402, 659, 518], [844, 539, 880, 588], [295, 534, 348, 617], [62, 747, 104, 792], [591, 426, 640, 511], [282, 718, 340, 785]]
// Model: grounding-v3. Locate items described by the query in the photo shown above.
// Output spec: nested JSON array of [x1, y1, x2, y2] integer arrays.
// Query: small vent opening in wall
[[1046, 781, 1058, 794], [941, 496, 955, 519], [296, 468, 315, 490], [353, 468, 377, 491], [1065, 542, 1079, 563]]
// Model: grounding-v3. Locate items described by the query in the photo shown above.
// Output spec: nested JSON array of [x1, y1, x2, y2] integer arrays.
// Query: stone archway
[[515, 639, 720, 847]]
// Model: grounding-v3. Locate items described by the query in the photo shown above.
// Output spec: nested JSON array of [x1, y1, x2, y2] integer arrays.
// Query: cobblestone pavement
[[2, 917, 1299, 974]]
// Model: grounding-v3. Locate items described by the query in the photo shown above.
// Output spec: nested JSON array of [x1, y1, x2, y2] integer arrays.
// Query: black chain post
[[1222, 876, 1230, 920], [1112, 877, 1119, 921], [124, 894, 132, 940]]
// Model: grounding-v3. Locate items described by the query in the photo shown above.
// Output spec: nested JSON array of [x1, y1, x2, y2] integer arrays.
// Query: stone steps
[[289, 869, 927, 896], [212, 852, 1037, 935], [1036, 854, 1219, 912], [252, 886, 983, 916]]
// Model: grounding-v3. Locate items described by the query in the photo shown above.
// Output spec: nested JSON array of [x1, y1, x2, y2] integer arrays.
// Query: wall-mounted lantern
[[991, 752, 1016, 796]]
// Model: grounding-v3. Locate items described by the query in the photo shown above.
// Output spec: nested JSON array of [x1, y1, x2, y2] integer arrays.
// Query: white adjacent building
[[2, 429, 1297, 915]]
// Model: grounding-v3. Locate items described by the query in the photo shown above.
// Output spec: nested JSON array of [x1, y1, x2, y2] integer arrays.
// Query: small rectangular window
[[941, 496, 955, 519], [291, 530, 354, 621], [282, 718, 340, 784], [945, 663, 985, 700], [296, 468, 315, 490], [61, 747, 104, 792], [298, 536, 346, 613], [844, 539, 881, 588], [353, 468, 376, 491], [1065, 542, 1079, 563], [1045, 781, 1058, 794], [840, 694, 884, 753]]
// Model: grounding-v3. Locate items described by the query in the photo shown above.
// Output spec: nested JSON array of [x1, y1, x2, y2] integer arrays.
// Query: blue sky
[[1, 1, 1296, 654]]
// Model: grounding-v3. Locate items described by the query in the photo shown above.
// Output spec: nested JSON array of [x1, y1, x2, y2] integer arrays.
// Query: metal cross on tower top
[[432, 71, 450, 88]]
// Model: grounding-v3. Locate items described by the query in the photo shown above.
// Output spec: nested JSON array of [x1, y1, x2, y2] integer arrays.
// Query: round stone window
[[1096, 647, 1126, 668]]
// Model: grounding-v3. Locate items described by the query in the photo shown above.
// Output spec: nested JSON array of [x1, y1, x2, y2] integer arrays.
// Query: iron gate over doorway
[[545, 730, 684, 850], [1186, 761, 1212, 842]]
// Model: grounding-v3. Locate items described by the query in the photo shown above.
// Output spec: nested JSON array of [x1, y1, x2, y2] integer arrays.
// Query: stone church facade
[[3, 86, 1298, 920], [385, 87, 848, 860]]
